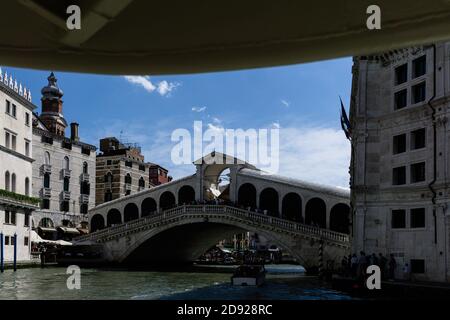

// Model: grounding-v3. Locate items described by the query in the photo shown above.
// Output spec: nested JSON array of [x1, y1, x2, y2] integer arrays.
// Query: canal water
[[0, 264, 353, 300]]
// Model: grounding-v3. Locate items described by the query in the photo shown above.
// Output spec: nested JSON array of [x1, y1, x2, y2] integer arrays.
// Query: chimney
[[70, 122, 79, 141]]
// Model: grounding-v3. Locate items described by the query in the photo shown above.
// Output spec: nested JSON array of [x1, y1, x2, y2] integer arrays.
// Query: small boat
[[231, 264, 266, 286]]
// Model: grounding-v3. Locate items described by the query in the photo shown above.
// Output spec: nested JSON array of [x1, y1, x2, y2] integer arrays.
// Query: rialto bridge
[[75, 152, 351, 271]]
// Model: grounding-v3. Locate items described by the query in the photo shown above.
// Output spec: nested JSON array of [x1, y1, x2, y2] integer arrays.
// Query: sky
[[2, 57, 353, 188]]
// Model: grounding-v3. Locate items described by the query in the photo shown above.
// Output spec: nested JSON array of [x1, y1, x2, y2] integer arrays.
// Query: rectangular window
[[394, 89, 407, 109], [81, 147, 91, 155], [393, 166, 406, 185], [11, 211, 16, 225], [125, 161, 132, 168], [5, 236, 9, 246], [25, 112, 30, 126], [392, 210, 406, 228], [413, 55, 426, 78], [411, 162, 426, 183], [60, 201, 69, 212], [393, 134, 406, 154], [11, 235, 15, 246], [24, 212, 30, 227], [412, 82, 426, 104], [62, 140, 72, 150], [41, 136, 53, 145], [5, 210, 10, 224], [107, 160, 112, 165], [410, 208, 425, 228], [25, 140, 30, 157], [6, 99, 11, 114], [410, 259, 425, 273], [395, 64, 408, 85], [11, 134, 16, 151], [139, 164, 145, 171], [5, 131, 10, 148], [42, 199, 50, 209], [24, 236, 29, 246], [411, 128, 426, 150], [12, 104, 16, 117]]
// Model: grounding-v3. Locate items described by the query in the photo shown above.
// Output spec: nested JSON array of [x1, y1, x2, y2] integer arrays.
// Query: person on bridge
[[388, 254, 397, 280]]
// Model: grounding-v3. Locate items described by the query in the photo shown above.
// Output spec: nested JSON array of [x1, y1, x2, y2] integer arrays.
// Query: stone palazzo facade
[[350, 42, 450, 282]]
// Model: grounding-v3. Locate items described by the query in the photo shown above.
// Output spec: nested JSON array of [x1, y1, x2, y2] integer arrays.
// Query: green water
[[0, 265, 353, 300]]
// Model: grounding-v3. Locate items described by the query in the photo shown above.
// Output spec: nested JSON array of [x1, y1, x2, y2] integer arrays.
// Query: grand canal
[[0, 264, 353, 300]]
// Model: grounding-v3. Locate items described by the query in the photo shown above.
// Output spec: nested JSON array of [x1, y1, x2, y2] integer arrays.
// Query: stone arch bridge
[[76, 152, 351, 271]]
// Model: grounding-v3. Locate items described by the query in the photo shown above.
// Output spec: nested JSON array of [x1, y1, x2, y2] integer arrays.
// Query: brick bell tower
[[40, 72, 67, 136]]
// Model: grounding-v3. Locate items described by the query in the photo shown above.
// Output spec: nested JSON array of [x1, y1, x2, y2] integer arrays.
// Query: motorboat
[[231, 264, 266, 286]]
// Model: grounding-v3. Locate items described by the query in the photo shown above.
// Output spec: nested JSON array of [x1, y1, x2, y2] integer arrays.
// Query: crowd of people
[[340, 251, 411, 281]]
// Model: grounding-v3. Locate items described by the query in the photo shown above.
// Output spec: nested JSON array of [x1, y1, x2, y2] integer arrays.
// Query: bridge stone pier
[[77, 152, 351, 272]]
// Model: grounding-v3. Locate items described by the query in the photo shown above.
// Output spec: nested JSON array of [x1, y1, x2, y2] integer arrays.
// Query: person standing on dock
[[388, 254, 397, 280]]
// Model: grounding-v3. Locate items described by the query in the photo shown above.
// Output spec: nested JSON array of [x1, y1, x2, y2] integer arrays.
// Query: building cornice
[[0, 81, 37, 111], [0, 145, 34, 163], [33, 127, 97, 151]]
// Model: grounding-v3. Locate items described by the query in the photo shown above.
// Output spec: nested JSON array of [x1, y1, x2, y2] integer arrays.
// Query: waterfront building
[[32, 73, 96, 240], [149, 163, 172, 186], [95, 137, 153, 206], [0, 67, 39, 263], [350, 43, 450, 282]]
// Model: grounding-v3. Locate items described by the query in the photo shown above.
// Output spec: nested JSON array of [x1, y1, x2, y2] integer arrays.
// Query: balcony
[[41, 164, 52, 174], [42, 187, 51, 198], [0, 189, 40, 210], [105, 181, 112, 191], [125, 183, 132, 192], [80, 173, 90, 182], [61, 190, 71, 201], [138, 186, 145, 192], [80, 194, 89, 204], [62, 168, 71, 178]]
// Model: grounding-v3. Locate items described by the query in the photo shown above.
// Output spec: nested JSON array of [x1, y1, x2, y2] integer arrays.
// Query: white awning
[[57, 227, 80, 235]]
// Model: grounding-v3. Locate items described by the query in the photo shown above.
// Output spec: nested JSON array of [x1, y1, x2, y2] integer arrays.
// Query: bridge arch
[[124, 203, 139, 222], [160, 191, 176, 210], [178, 185, 196, 205], [305, 198, 326, 228], [282, 192, 303, 222], [141, 197, 157, 217], [330, 203, 351, 234], [259, 187, 279, 217], [91, 214, 105, 232], [107, 208, 122, 227], [237, 183, 257, 209]]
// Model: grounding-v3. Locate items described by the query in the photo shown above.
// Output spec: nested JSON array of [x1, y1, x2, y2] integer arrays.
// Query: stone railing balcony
[[0, 189, 40, 210], [138, 186, 145, 191], [80, 194, 90, 204], [80, 173, 90, 182], [61, 190, 71, 201], [125, 183, 132, 192], [41, 187, 52, 198], [62, 168, 71, 178], [41, 164, 52, 174], [105, 181, 112, 190]]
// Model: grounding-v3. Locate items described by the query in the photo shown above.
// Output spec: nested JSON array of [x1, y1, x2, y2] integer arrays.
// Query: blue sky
[[2, 57, 353, 187]]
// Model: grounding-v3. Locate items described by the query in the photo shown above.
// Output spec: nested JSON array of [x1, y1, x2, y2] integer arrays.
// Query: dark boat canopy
[[1, 0, 450, 75]]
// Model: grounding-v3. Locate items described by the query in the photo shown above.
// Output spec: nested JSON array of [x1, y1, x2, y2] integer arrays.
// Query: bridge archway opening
[[141, 197, 157, 217], [238, 183, 257, 209], [160, 191, 176, 210], [259, 188, 279, 217], [305, 198, 326, 228], [107, 208, 122, 227], [330, 203, 350, 234], [121, 222, 300, 267], [124, 203, 139, 222], [282, 193, 303, 222], [178, 186, 196, 205], [91, 214, 105, 232]]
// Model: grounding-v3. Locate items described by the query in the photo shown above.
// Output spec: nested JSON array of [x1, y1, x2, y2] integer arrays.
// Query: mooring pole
[[318, 239, 324, 279], [13, 233, 17, 272], [0, 232, 4, 273]]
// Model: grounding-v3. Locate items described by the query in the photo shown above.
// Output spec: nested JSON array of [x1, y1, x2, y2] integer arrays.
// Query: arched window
[[5, 171, 10, 191], [125, 173, 132, 184], [238, 183, 257, 209], [305, 198, 327, 228], [39, 217, 54, 228], [259, 187, 279, 217], [83, 162, 88, 174], [11, 173, 16, 192], [44, 151, 51, 165], [104, 172, 113, 184], [160, 191, 176, 210], [178, 185, 195, 204], [139, 177, 145, 188], [63, 156, 70, 170], [25, 177, 30, 196]]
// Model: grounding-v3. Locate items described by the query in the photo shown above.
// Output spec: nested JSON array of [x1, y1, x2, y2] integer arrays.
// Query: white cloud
[[278, 126, 350, 188], [192, 106, 207, 112], [281, 99, 290, 107], [212, 117, 221, 124], [124, 76, 179, 96]]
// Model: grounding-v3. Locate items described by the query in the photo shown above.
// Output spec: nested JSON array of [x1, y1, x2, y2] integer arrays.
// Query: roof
[[238, 168, 350, 199], [1, 1, 450, 74]]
